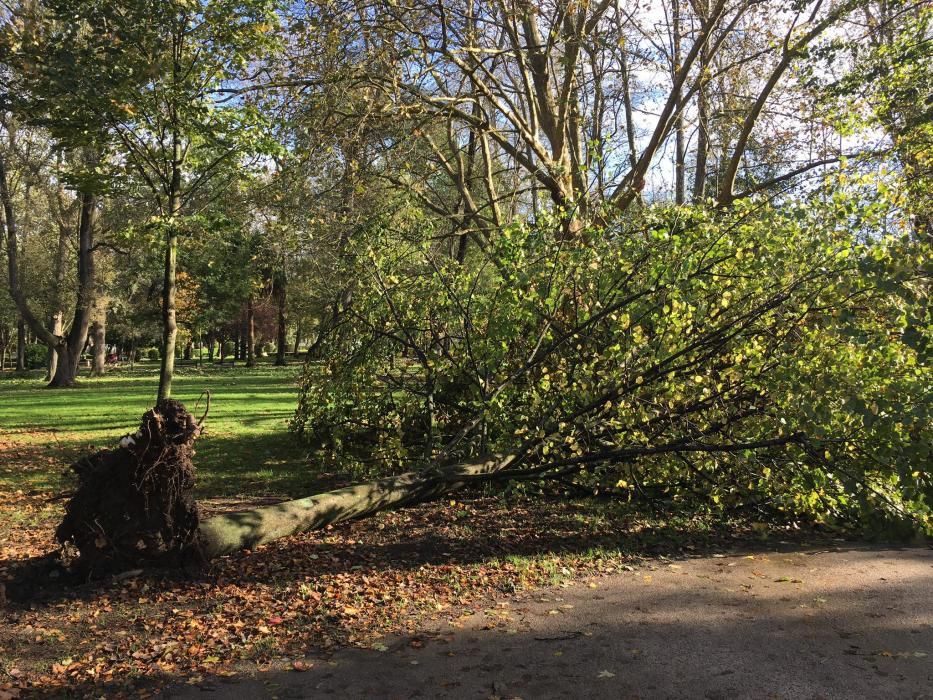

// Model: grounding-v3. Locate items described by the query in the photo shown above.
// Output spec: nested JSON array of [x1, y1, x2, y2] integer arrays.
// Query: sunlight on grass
[[0, 362, 315, 497]]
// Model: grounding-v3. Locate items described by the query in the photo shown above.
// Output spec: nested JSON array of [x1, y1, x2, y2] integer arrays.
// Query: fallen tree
[[8, 203, 927, 594], [50, 400, 812, 573], [51, 399, 518, 573]]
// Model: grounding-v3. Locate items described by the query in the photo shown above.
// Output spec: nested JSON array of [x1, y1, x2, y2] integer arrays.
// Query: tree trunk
[[672, 0, 686, 205], [46, 203, 71, 380], [15, 316, 25, 371], [90, 320, 106, 376], [245, 297, 256, 368], [208, 334, 215, 362], [46, 312, 62, 380], [692, 0, 711, 203], [47, 192, 97, 388], [274, 272, 287, 366], [157, 228, 179, 400], [49, 343, 80, 388], [292, 321, 301, 356], [197, 455, 512, 559], [90, 298, 107, 377]]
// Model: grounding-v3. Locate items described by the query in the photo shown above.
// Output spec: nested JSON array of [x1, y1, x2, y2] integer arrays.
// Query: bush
[[262, 342, 275, 356], [146, 347, 160, 361], [24, 343, 48, 369], [222, 340, 236, 358], [293, 198, 930, 534]]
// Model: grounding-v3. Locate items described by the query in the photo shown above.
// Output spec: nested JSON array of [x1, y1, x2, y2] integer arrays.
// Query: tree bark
[[274, 271, 287, 366], [15, 316, 25, 370], [692, 0, 711, 203], [46, 312, 62, 379], [245, 296, 256, 368], [292, 320, 301, 356], [90, 318, 106, 376], [196, 455, 513, 560], [46, 198, 71, 380], [672, 0, 686, 205], [157, 226, 179, 400], [90, 297, 107, 377], [716, 3, 854, 206], [156, 27, 186, 402]]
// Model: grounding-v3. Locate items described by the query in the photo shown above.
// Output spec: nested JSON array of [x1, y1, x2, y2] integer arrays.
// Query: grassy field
[[0, 361, 315, 498]]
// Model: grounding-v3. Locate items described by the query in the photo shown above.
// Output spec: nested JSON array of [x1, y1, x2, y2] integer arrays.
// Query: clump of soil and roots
[[56, 399, 203, 575]]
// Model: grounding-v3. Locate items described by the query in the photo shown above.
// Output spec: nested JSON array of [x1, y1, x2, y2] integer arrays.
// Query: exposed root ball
[[56, 399, 202, 573]]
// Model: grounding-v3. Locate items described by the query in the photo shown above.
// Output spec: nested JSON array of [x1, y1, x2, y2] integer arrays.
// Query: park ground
[[1, 364, 930, 698]]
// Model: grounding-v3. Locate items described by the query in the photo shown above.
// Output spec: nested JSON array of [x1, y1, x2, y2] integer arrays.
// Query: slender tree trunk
[[274, 272, 287, 366], [90, 318, 106, 376], [693, 81, 709, 201], [89, 297, 107, 377], [46, 206, 70, 380], [245, 297, 256, 368], [208, 333, 215, 362], [673, 0, 686, 205], [157, 226, 179, 400], [292, 320, 301, 356], [157, 53, 184, 401], [46, 313, 62, 380], [15, 317, 25, 370]]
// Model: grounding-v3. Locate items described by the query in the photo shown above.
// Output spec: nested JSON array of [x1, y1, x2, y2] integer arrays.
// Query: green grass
[[0, 361, 318, 498]]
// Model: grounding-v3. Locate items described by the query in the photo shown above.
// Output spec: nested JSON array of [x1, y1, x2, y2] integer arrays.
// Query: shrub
[[146, 347, 160, 361], [24, 343, 48, 369], [222, 340, 236, 358]]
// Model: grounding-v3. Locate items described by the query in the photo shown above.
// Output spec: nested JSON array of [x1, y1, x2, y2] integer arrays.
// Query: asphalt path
[[166, 546, 933, 699]]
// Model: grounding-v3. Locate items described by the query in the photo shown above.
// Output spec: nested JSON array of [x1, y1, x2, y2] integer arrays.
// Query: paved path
[[166, 547, 933, 699]]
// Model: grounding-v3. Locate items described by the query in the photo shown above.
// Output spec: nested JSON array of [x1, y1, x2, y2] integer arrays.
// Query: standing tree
[[2, 0, 280, 398]]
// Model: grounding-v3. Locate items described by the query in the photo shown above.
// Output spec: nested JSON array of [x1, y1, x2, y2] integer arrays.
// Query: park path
[[165, 546, 933, 699]]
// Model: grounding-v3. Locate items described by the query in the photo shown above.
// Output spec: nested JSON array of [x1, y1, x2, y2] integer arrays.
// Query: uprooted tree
[[49, 198, 930, 578]]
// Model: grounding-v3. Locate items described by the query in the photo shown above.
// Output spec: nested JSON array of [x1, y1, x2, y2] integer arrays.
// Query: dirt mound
[[56, 399, 202, 574]]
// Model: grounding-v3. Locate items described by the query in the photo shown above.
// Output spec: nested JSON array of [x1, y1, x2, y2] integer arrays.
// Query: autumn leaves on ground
[[0, 363, 779, 697]]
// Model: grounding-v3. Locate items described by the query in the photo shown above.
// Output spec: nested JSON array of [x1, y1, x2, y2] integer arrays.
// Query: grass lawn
[[0, 361, 314, 498]]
